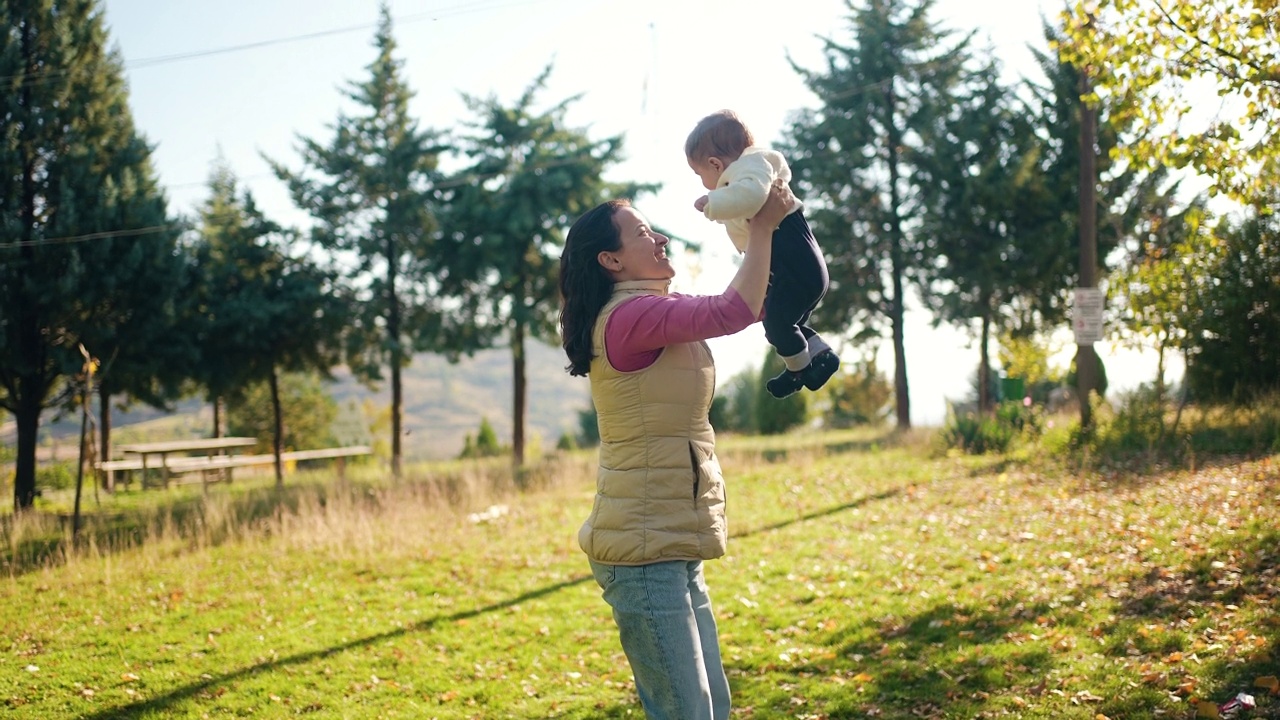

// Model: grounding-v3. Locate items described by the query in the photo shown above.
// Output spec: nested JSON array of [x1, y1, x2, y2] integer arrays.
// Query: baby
[[686, 109, 839, 398]]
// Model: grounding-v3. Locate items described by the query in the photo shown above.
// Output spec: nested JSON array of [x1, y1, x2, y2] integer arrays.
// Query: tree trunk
[[12, 17, 41, 512], [1076, 67, 1099, 430], [512, 318, 527, 466], [885, 81, 911, 429], [212, 396, 223, 438], [978, 313, 992, 415], [98, 384, 112, 490], [74, 400, 88, 537], [387, 241, 403, 480], [13, 386, 40, 511], [270, 366, 283, 487]]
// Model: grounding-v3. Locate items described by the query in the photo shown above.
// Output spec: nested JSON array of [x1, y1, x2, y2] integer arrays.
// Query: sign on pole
[[1072, 287, 1105, 345]]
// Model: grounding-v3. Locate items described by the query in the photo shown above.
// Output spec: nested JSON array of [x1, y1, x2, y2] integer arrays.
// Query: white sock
[[807, 334, 831, 357], [782, 348, 811, 372]]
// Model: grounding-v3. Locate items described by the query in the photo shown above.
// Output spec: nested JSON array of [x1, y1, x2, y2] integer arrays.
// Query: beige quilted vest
[[577, 280, 727, 565]]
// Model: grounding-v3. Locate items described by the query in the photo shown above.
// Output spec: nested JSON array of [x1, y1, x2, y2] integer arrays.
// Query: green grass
[[1, 428, 1277, 718]]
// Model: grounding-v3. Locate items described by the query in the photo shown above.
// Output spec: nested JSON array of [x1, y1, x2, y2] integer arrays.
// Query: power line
[[0, 226, 171, 249], [0, 0, 557, 85], [3, 153, 598, 250]]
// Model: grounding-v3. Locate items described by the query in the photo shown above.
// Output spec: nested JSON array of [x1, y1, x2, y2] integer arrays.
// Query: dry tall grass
[[1, 451, 599, 577]]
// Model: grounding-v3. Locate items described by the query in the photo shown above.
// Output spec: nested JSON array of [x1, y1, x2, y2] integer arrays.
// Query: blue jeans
[[589, 559, 731, 720]]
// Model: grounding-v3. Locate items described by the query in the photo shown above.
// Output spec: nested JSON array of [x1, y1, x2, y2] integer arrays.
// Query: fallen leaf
[[1257, 676, 1279, 694], [1195, 700, 1220, 719]]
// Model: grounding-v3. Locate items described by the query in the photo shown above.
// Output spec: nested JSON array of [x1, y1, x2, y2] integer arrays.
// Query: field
[[1, 428, 1277, 719]]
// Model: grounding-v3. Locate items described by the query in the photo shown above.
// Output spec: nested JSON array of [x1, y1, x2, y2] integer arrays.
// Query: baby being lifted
[[686, 109, 839, 398]]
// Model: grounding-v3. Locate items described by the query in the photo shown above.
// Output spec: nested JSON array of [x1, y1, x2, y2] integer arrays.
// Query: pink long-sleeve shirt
[[604, 287, 757, 372]]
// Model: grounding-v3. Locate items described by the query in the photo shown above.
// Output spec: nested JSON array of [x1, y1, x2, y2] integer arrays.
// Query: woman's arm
[[603, 182, 796, 371]]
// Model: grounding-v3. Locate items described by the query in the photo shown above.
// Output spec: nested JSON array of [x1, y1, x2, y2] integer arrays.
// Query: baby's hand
[[694, 195, 709, 212]]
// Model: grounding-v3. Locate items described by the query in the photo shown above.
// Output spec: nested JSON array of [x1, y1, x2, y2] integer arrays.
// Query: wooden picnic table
[[116, 437, 257, 489]]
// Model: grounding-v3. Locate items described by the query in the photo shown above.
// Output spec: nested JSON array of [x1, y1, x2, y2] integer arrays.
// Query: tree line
[[4, 0, 1277, 510]]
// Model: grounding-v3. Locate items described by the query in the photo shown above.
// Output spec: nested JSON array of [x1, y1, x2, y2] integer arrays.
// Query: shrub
[[940, 400, 1042, 455], [940, 413, 1015, 454], [820, 357, 892, 428], [37, 461, 78, 491], [459, 417, 504, 459], [755, 351, 807, 435]]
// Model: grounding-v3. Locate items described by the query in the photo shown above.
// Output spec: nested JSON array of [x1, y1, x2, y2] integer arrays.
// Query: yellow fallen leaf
[[852, 672, 873, 683], [1196, 700, 1221, 719], [1256, 675, 1279, 694], [1096, 714, 1112, 720]]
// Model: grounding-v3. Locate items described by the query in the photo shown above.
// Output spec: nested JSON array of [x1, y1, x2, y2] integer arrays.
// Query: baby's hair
[[685, 110, 755, 163]]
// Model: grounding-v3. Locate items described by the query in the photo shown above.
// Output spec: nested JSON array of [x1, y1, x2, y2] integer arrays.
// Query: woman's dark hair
[[559, 200, 628, 376]]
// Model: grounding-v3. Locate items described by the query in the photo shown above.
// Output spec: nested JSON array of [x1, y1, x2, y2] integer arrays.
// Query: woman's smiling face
[[597, 206, 674, 282]]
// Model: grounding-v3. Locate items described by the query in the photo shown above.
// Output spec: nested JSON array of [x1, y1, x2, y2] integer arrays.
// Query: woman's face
[[597, 207, 674, 282]]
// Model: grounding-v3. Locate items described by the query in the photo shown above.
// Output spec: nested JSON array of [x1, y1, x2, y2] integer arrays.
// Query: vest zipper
[[689, 442, 700, 501]]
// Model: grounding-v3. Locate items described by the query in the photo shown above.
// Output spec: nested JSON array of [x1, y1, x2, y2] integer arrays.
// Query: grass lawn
[[1, 428, 1277, 718]]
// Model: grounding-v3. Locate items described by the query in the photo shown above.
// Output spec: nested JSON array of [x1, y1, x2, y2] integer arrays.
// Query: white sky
[[101, 0, 1177, 425]]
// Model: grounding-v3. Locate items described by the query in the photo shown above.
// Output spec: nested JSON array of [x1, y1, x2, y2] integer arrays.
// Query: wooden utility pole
[[1077, 67, 1099, 430]]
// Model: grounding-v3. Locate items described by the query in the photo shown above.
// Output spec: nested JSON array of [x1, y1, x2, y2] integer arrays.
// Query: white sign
[[1073, 287, 1105, 345]]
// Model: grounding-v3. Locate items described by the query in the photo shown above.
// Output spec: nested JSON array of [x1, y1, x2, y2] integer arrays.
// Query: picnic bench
[[97, 440, 372, 492], [110, 437, 257, 490]]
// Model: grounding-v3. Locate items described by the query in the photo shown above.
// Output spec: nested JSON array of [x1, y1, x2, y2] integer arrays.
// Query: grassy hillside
[[20, 339, 590, 462], [1, 429, 1276, 719]]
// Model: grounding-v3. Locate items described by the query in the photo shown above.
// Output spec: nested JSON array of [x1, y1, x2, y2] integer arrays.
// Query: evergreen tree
[[913, 59, 1045, 412], [192, 163, 347, 485], [443, 65, 650, 464], [268, 5, 446, 479], [783, 0, 970, 429], [0, 0, 176, 509], [1184, 204, 1280, 401], [755, 351, 808, 435]]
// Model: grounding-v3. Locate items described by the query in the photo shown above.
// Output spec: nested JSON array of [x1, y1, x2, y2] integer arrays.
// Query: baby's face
[[688, 157, 722, 192]]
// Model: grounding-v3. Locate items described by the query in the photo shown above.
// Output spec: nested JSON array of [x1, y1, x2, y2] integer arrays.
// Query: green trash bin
[[1000, 377, 1025, 402]]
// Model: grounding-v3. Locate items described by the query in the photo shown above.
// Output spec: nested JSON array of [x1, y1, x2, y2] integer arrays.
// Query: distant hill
[[328, 340, 591, 459], [14, 340, 592, 461]]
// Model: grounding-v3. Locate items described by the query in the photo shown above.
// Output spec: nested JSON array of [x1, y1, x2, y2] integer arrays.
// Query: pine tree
[[0, 0, 177, 509], [443, 65, 649, 465], [192, 162, 347, 485], [913, 59, 1045, 413], [783, 0, 970, 429], [268, 5, 446, 479]]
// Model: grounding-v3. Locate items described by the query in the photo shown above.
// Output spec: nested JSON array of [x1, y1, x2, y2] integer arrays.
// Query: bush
[[228, 372, 338, 452], [1094, 383, 1168, 455], [576, 404, 599, 448], [37, 461, 78, 491], [941, 400, 1042, 455], [820, 356, 892, 428], [555, 432, 578, 452], [940, 413, 1015, 454], [459, 417, 504, 459]]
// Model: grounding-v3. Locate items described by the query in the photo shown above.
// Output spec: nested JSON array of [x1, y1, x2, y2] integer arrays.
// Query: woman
[[557, 182, 794, 720]]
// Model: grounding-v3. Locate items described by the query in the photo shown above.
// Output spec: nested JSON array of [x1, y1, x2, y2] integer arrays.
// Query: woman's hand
[[751, 180, 795, 231]]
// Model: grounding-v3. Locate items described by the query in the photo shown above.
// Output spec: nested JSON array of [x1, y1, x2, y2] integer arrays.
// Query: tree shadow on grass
[[730, 428, 908, 464], [1100, 526, 1280, 718], [732, 487, 901, 540], [80, 572, 596, 719], [726, 597, 1060, 719]]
